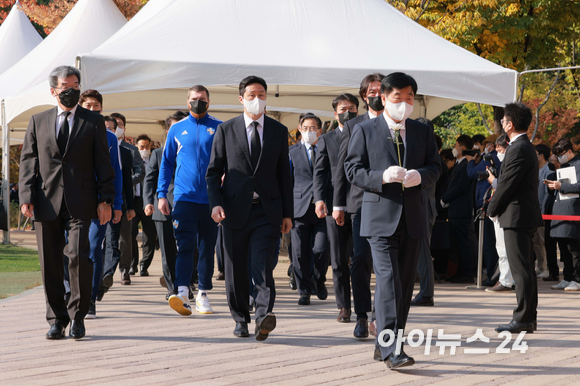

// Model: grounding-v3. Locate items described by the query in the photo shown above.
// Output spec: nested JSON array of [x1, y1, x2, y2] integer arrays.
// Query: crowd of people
[[17, 65, 578, 371]]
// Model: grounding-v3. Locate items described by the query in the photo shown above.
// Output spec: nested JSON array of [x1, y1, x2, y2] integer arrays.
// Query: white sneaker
[[551, 280, 570, 290], [537, 270, 550, 279], [196, 293, 213, 314], [168, 294, 192, 316], [564, 281, 580, 291]]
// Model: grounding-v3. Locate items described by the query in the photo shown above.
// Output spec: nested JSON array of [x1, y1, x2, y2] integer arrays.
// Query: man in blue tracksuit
[[158, 85, 222, 316]]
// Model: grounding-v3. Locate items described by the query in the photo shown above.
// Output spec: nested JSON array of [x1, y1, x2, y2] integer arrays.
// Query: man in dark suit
[[441, 135, 477, 284], [19, 66, 116, 340], [313, 97, 357, 325], [345, 72, 441, 369], [334, 74, 385, 338], [206, 76, 293, 341], [144, 115, 179, 299], [488, 102, 544, 333], [289, 114, 328, 305]]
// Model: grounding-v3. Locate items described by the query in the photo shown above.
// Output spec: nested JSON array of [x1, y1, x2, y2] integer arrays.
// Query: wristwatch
[[101, 199, 113, 205]]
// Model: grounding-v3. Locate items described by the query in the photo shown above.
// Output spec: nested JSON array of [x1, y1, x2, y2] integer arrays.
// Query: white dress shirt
[[56, 105, 77, 137], [368, 110, 379, 119], [243, 113, 265, 154], [383, 112, 406, 146]]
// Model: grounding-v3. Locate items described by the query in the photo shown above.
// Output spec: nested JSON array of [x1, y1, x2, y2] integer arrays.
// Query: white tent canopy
[[0, 0, 127, 146], [0, 1, 42, 76], [74, 0, 517, 140]]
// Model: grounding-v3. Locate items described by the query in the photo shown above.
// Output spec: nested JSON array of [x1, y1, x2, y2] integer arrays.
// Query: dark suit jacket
[[334, 114, 370, 213], [313, 129, 342, 209], [549, 156, 580, 238], [344, 115, 441, 238], [206, 114, 293, 229], [289, 143, 316, 218], [144, 147, 174, 221], [19, 106, 115, 221], [119, 146, 135, 212], [441, 159, 475, 218], [488, 135, 543, 229], [120, 140, 145, 187]]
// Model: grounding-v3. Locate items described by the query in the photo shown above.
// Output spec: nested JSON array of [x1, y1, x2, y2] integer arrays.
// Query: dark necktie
[[309, 145, 316, 169], [250, 121, 261, 170], [57, 111, 71, 155]]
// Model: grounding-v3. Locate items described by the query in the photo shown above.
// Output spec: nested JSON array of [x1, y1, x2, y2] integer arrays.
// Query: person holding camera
[[545, 138, 580, 291], [441, 135, 477, 283], [487, 102, 543, 333], [466, 134, 502, 286]]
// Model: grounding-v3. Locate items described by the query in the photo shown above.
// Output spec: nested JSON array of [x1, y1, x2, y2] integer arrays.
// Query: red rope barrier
[[542, 215, 580, 221]]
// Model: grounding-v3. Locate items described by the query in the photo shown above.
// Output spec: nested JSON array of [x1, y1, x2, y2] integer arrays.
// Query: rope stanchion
[[542, 215, 580, 221]]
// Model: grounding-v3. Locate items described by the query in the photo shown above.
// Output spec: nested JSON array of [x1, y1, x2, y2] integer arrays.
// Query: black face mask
[[338, 111, 357, 125], [58, 88, 80, 108], [190, 100, 208, 115], [367, 96, 384, 112]]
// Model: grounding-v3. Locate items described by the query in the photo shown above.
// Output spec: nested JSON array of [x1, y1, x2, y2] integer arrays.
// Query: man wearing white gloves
[[345, 72, 441, 370]]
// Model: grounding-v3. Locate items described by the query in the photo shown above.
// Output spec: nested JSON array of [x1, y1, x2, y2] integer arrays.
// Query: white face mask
[[497, 152, 505, 162], [473, 145, 480, 150], [303, 131, 318, 145], [243, 97, 267, 116], [557, 153, 569, 164], [139, 149, 151, 159], [452, 148, 459, 158], [484, 144, 493, 154], [385, 100, 414, 122], [115, 128, 125, 139]]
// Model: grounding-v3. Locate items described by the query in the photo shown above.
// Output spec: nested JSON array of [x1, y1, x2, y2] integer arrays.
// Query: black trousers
[[557, 237, 580, 282], [291, 204, 328, 296], [351, 207, 373, 319], [503, 228, 538, 324], [131, 196, 157, 271], [223, 203, 279, 323], [216, 225, 225, 273], [543, 220, 559, 277], [103, 212, 132, 276], [367, 210, 420, 360], [156, 219, 177, 292], [326, 214, 352, 310], [35, 202, 92, 326], [449, 217, 477, 277]]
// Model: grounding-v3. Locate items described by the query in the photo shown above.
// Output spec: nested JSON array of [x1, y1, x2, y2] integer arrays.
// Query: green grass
[[0, 245, 41, 299]]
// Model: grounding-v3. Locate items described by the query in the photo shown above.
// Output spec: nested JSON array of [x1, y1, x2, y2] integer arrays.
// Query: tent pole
[[1, 99, 10, 244], [75, 56, 81, 71], [516, 65, 580, 101]]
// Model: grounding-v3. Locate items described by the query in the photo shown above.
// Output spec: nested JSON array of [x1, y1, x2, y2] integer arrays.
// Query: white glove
[[489, 215, 499, 224], [403, 170, 421, 188], [440, 199, 449, 209], [383, 166, 406, 184]]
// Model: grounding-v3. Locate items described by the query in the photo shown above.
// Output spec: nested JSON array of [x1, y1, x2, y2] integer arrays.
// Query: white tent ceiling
[[70, 0, 517, 141], [0, 0, 127, 146], [0, 0, 42, 76]]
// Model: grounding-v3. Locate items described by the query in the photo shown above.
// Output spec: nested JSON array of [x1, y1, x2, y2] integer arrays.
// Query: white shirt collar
[[457, 156, 466, 164], [510, 132, 528, 144], [243, 113, 265, 129], [382, 111, 405, 130], [57, 104, 78, 117], [336, 125, 343, 132], [368, 110, 379, 119], [302, 141, 316, 150]]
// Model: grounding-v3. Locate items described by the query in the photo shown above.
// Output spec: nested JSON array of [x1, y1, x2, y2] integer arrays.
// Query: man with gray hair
[[19, 65, 116, 340]]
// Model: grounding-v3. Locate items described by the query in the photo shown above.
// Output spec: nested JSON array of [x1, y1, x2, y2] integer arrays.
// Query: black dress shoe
[[533, 321, 537, 331], [255, 313, 276, 341], [481, 278, 495, 287], [385, 349, 415, 370], [315, 281, 328, 300], [373, 346, 382, 361], [96, 289, 105, 302], [129, 267, 136, 275], [543, 274, 560, 282], [70, 320, 86, 339], [298, 294, 311, 305], [354, 318, 369, 339], [411, 296, 434, 306], [140, 270, 149, 277], [495, 320, 534, 333], [234, 322, 249, 337], [46, 322, 67, 340], [289, 272, 297, 290]]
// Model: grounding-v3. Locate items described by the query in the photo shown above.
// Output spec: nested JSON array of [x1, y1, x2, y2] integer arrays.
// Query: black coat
[[488, 135, 543, 229], [289, 143, 316, 219], [144, 147, 173, 221], [206, 114, 293, 229], [313, 128, 342, 209], [441, 159, 475, 219], [550, 156, 580, 238], [119, 146, 135, 212], [19, 106, 115, 221]]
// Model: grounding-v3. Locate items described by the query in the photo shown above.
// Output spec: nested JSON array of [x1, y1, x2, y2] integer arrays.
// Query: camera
[[462, 149, 480, 157], [477, 154, 498, 180]]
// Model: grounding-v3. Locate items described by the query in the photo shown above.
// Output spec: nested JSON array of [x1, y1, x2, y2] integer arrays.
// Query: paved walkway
[[1, 230, 579, 385]]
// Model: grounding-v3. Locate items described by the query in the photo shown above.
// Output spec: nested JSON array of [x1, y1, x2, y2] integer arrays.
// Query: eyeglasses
[[501, 118, 510, 125], [301, 126, 320, 132], [54, 85, 80, 91]]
